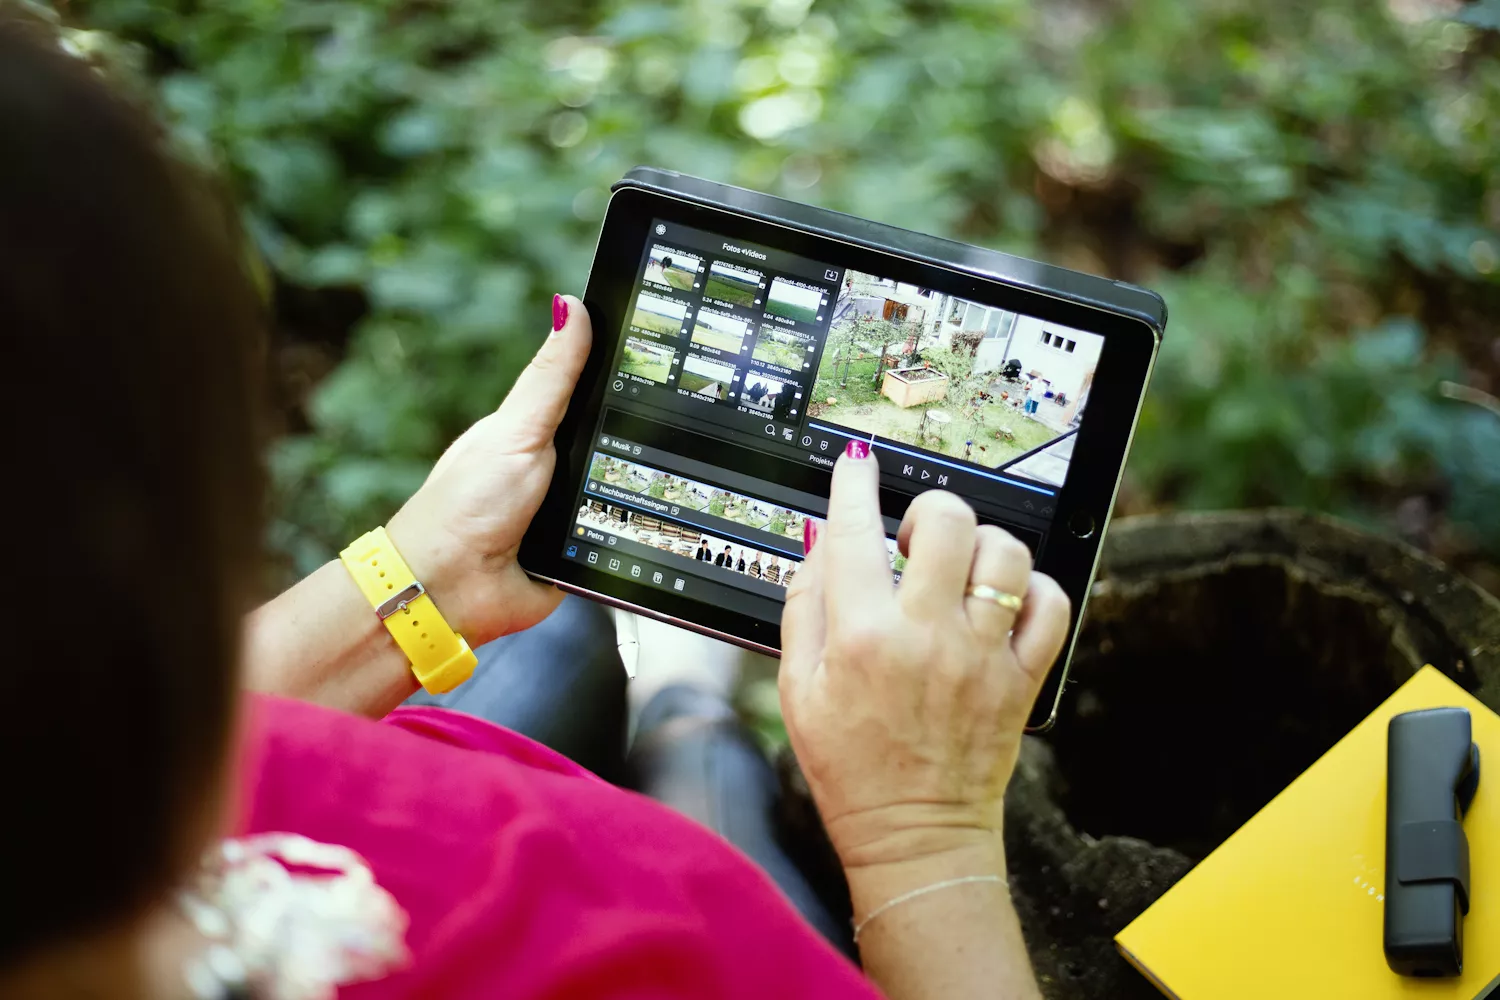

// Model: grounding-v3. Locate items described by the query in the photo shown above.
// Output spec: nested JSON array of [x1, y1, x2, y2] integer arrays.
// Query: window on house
[[1066, 340, 1076, 352], [1041, 332, 1053, 346]]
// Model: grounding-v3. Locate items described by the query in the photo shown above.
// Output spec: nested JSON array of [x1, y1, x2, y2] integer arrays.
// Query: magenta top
[[238, 694, 880, 999]]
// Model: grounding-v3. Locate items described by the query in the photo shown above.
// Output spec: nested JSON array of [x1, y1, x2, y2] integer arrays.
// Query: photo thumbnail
[[588, 455, 709, 509], [644, 470, 715, 508], [680, 354, 737, 401], [630, 290, 688, 336], [691, 485, 813, 543], [704, 260, 761, 307], [740, 372, 795, 419], [619, 336, 676, 384], [695, 535, 799, 587], [575, 501, 698, 559], [689, 308, 749, 353], [751, 325, 816, 370], [644, 246, 702, 291], [765, 277, 825, 323], [587, 454, 652, 493]]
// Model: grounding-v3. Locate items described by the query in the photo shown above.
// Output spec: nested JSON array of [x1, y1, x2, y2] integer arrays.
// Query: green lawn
[[704, 275, 756, 305], [679, 371, 727, 399], [620, 355, 670, 383], [630, 307, 682, 336], [753, 338, 805, 369], [601, 468, 650, 492], [620, 340, 674, 383], [811, 357, 1059, 469], [812, 356, 884, 408], [765, 299, 817, 322], [672, 491, 709, 510], [662, 267, 696, 290], [722, 503, 770, 528], [690, 326, 744, 351]]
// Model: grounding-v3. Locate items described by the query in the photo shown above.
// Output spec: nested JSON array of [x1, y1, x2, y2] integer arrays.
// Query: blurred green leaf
[[53, 0, 1500, 585]]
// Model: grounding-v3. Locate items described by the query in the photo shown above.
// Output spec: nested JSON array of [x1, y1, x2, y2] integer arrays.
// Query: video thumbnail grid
[[616, 237, 834, 431]]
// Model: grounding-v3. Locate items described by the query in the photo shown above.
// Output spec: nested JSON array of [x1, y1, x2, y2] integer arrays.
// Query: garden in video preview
[[810, 271, 1096, 483]]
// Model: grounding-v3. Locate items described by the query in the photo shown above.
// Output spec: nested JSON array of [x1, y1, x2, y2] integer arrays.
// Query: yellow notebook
[[1116, 667, 1499, 999]]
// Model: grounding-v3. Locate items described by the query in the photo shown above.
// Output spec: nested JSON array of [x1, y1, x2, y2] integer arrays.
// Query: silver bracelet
[[851, 874, 1009, 942]]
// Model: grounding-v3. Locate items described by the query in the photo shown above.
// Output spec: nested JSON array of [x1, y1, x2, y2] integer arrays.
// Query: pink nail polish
[[803, 519, 819, 555], [845, 439, 870, 460], [552, 294, 568, 332]]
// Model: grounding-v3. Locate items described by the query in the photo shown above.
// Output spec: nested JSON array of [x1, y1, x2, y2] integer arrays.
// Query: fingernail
[[803, 519, 819, 556], [552, 294, 568, 333], [845, 439, 870, 460]]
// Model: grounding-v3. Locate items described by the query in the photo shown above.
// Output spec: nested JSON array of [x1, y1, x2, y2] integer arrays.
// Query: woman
[[0, 14, 1067, 1000]]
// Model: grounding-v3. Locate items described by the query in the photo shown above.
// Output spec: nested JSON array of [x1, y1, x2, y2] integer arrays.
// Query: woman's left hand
[[386, 294, 590, 647]]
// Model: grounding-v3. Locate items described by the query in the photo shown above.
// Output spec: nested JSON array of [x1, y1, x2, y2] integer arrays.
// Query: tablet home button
[[1068, 511, 1096, 540]]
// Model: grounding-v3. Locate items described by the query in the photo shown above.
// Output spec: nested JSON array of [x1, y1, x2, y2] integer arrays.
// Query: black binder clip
[[1385, 707, 1481, 977]]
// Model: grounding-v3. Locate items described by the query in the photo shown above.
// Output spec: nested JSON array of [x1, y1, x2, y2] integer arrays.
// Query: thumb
[[495, 294, 592, 451]]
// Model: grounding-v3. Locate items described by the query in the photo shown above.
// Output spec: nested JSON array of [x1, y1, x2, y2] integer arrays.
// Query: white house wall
[[1002, 315, 1103, 404]]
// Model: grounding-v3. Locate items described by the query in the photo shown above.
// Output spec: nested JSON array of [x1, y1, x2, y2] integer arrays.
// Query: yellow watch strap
[[339, 526, 477, 694]]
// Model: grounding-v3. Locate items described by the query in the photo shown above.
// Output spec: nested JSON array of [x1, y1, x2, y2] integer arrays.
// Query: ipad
[[519, 168, 1166, 730]]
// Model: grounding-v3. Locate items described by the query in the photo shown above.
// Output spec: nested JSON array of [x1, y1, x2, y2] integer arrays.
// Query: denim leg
[[627, 684, 857, 960], [403, 595, 628, 783]]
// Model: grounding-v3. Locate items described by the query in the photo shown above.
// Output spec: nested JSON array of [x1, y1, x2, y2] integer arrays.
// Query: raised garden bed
[[881, 366, 949, 408]]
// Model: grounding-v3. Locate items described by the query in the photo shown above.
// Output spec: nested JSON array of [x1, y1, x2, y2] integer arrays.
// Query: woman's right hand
[[779, 441, 1071, 874]]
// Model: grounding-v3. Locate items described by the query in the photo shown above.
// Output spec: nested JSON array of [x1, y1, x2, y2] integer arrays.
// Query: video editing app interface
[[564, 220, 1104, 625]]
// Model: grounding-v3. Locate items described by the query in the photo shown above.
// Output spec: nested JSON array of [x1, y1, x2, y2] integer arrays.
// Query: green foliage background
[[47, 0, 1500, 590]]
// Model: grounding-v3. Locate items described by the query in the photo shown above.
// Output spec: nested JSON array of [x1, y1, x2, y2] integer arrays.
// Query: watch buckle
[[375, 581, 425, 620]]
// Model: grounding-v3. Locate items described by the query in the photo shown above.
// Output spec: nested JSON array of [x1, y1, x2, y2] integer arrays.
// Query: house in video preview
[[995, 316, 1100, 431], [838, 275, 1100, 430], [835, 275, 1017, 366]]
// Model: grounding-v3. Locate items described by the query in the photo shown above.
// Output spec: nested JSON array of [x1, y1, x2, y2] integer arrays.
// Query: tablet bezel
[[520, 186, 1162, 731]]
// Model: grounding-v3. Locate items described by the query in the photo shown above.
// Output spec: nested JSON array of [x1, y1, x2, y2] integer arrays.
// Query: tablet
[[520, 168, 1166, 730]]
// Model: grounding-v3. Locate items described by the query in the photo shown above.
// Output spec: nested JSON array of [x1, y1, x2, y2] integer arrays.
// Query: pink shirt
[[239, 694, 880, 999]]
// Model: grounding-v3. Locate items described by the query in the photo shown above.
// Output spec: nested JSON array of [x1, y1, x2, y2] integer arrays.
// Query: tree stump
[[1007, 509, 1500, 999]]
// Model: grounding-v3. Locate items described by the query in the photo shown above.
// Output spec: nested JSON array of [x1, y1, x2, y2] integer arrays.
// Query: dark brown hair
[[0, 9, 267, 967]]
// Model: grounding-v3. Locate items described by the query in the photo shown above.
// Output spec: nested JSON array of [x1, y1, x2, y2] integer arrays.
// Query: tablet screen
[[561, 219, 1105, 625]]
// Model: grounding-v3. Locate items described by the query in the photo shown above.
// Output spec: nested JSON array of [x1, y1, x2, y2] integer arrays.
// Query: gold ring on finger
[[965, 584, 1024, 613]]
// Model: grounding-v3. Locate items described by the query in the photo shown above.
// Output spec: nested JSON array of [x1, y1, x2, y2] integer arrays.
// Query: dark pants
[[404, 596, 854, 958], [405, 595, 630, 784]]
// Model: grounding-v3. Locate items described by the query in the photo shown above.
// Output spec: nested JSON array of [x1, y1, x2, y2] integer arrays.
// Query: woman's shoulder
[[239, 694, 875, 1000]]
